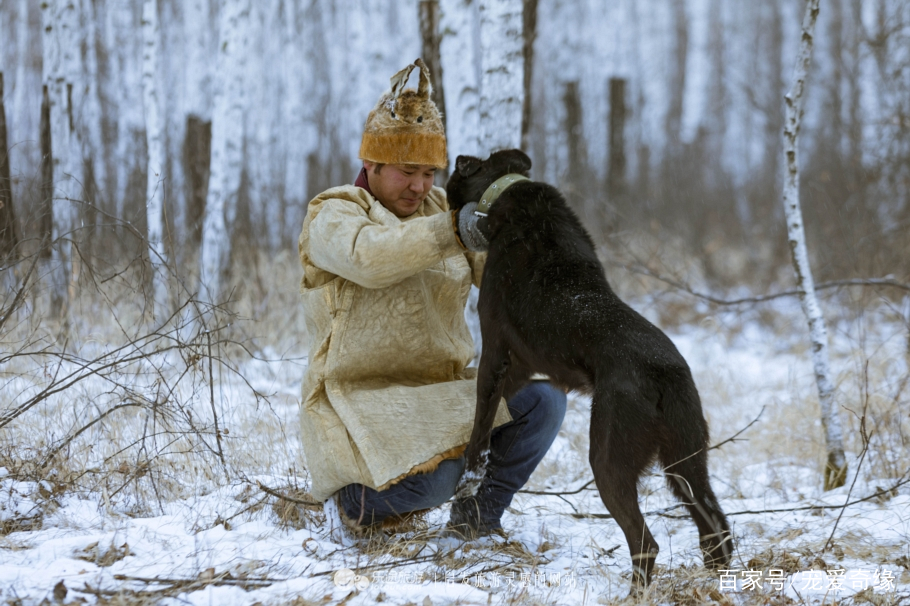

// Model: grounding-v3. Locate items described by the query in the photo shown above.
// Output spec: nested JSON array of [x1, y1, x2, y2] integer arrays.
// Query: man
[[297, 59, 566, 538]]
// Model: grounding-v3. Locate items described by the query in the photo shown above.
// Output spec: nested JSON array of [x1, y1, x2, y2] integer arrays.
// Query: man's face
[[365, 162, 436, 218]]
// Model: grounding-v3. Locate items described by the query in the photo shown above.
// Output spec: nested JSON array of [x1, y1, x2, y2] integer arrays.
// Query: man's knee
[[509, 382, 567, 433], [426, 457, 465, 502]]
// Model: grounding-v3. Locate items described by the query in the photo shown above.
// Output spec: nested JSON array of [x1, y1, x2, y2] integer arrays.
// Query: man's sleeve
[[466, 251, 486, 288], [308, 199, 465, 289]]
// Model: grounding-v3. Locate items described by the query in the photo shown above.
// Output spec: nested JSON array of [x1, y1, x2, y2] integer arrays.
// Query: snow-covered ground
[[1, 294, 908, 605]]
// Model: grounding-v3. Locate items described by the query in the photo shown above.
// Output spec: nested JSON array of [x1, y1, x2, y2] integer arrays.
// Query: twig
[[257, 480, 323, 508], [569, 476, 910, 520], [0, 252, 38, 333], [708, 406, 765, 451], [207, 330, 227, 468], [40, 402, 144, 468], [824, 368, 873, 551]]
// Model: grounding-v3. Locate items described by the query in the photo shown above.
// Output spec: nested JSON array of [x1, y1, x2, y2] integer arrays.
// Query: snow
[[1, 295, 908, 605]]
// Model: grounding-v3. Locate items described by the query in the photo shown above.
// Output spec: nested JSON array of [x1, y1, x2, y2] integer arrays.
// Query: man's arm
[[308, 198, 465, 289]]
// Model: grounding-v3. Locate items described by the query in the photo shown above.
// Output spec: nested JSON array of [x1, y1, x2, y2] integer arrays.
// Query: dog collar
[[474, 173, 530, 217]]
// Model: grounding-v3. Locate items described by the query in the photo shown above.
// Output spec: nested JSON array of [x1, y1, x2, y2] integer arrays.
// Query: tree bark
[[782, 0, 847, 491], [142, 0, 169, 319], [563, 80, 587, 200], [199, 0, 250, 302], [0, 73, 20, 261], [183, 115, 212, 250], [420, 0, 448, 187], [665, 0, 688, 147], [419, 0, 447, 134]]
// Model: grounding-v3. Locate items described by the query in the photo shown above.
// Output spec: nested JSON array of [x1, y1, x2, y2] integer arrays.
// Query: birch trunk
[[41, 0, 78, 317], [439, 0, 482, 160], [478, 0, 524, 152], [199, 0, 249, 302], [782, 0, 847, 491], [113, 1, 142, 224], [453, 0, 525, 363], [141, 0, 169, 319], [281, 0, 312, 248]]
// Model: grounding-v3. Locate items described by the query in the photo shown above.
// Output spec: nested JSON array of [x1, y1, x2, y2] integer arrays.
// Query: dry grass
[[0, 248, 308, 517]]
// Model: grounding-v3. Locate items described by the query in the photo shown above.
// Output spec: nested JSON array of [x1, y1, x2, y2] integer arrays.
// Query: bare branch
[[617, 262, 910, 306]]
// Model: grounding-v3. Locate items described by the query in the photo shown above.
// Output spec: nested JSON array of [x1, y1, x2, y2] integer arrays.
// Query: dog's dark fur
[[446, 149, 733, 589]]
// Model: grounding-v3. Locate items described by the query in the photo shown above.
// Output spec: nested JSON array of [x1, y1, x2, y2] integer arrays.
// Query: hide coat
[[298, 184, 510, 502]]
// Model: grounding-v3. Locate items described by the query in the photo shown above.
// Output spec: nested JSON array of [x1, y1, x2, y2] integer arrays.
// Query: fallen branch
[[570, 503, 687, 520], [257, 480, 322, 508], [520, 479, 594, 496], [310, 553, 439, 577], [112, 573, 274, 589]]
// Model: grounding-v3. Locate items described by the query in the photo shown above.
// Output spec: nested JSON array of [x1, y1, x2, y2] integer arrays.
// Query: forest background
[[2, 0, 909, 285]]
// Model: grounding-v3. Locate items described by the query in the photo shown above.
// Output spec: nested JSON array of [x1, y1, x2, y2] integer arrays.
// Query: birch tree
[[40, 0, 80, 317], [77, 0, 108, 257], [199, 0, 250, 302], [281, 0, 318, 248], [442, 0, 526, 361], [478, 0, 525, 152], [782, 0, 847, 490], [439, 0, 482, 161], [142, 0, 169, 318]]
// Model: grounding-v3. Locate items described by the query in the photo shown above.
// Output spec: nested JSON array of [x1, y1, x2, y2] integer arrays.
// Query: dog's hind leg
[[657, 389, 733, 569], [455, 334, 511, 499], [589, 384, 661, 589]]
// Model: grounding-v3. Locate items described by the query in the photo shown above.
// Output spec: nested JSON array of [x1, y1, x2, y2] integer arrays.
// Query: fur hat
[[359, 58, 447, 169]]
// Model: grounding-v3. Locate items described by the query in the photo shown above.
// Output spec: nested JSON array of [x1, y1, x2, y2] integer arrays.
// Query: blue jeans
[[337, 381, 567, 528]]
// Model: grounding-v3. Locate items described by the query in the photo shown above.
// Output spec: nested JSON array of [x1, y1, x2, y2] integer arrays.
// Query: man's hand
[[455, 202, 489, 252]]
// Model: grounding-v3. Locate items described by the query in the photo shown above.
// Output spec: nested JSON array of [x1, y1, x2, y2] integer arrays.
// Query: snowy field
[[1, 274, 909, 605]]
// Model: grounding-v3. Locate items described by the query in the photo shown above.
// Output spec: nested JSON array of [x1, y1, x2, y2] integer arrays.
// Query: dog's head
[[445, 149, 532, 212]]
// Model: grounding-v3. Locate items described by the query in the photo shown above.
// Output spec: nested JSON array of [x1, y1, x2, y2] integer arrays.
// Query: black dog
[[446, 149, 733, 589]]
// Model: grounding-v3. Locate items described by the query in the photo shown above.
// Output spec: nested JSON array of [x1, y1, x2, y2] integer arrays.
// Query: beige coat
[[298, 184, 510, 502]]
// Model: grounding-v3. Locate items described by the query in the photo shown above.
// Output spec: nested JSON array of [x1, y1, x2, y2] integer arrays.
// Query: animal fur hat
[[359, 58, 447, 169]]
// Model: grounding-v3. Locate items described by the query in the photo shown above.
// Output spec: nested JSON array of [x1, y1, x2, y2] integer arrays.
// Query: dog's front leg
[[455, 341, 511, 499]]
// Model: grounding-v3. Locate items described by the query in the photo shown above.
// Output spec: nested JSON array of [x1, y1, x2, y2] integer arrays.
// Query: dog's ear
[[455, 155, 482, 177], [503, 149, 532, 175]]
